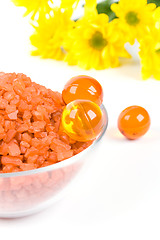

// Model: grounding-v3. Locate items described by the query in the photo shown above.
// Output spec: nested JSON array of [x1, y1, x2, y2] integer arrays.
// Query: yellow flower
[[30, 8, 74, 60], [61, 0, 80, 9], [64, 11, 130, 70], [111, 0, 156, 44], [153, 6, 160, 29], [61, 0, 97, 12], [139, 28, 160, 80], [12, 0, 54, 20]]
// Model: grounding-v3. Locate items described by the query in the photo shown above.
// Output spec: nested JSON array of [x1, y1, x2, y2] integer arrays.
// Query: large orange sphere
[[62, 75, 103, 106], [61, 100, 104, 142], [118, 106, 151, 140]]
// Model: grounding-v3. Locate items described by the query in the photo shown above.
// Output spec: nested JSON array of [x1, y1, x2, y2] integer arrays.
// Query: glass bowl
[[0, 105, 108, 218]]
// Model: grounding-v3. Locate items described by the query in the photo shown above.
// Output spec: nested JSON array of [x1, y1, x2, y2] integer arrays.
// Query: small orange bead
[[62, 75, 103, 106], [118, 106, 151, 140], [61, 100, 104, 142]]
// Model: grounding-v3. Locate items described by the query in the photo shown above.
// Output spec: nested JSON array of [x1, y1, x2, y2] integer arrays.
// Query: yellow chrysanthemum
[[64, 11, 130, 70], [30, 8, 74, 60], [61, 0, 97, 11], [111, 0, 156, 44], [139, 28, 160, 80], [61, 0, 80, 9], [153, 6, 160, 29], [12, 0, 54, 20]]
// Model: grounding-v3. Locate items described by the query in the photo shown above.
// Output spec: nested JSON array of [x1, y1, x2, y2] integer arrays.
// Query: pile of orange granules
[[0, 72, 91, 173]]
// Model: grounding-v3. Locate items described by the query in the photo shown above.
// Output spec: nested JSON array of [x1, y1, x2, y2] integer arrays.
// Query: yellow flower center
[[89, 31, 107, 51], [155, 48, 160, 54], [125, 11, 139, 26]]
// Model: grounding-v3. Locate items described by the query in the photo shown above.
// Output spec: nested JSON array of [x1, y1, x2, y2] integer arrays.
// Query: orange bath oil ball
[[118, 106, 151, 140], [61, 100, 104, 142], [62, 75, 103, 106]]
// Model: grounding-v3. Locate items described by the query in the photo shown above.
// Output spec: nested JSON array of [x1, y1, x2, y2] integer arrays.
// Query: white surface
[[0, 1, 160, 239]]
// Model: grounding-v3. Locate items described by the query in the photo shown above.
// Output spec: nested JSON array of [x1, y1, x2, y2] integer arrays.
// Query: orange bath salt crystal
[[10, 95, 20, 106], [41, 161, 52, 168], [59, 132, 70, 145], [8, 110, 18, 120], [47, 152, 57, 163], [29, 121, 46, 133], [50, 138, 71, 152], [34, 131, 47, 138], [0, 125, 4, 134], [2, 164, 14, 173], [20, 141, 30, 148], [6, 104, 17, 114], [20, 145, 27, 154], [62, 75, 103, 106], [57, 150, 74, 161], [3, 91, 15, 102], [8, 141, 21, 156], [18, 99, 30, 112], [4, 120, 16, 131], [21, 133, 32, 143], [5, 129, 17, 143], [1, 156, 22, 166], [0, 133, 6, 141], [25, 146, 39, 158], [15, 132, 22, 142], [23, 110, 32, 120], [0, 97, 8, 109], [31, 138, 41, 148], [20, 163, 37, 171], [27, 155, 39, 164], [17, 123, 28, 133], [0, 115, 4, 127], [0, 143, 9, 155]]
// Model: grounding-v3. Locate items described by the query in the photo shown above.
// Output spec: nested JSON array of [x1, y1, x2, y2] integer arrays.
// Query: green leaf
[[97, 0, 118, 21], [147, 0, 160, 7]]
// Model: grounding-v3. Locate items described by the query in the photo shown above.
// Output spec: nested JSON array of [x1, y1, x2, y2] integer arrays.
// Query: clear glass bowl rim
[[0, 104, 108, 178]]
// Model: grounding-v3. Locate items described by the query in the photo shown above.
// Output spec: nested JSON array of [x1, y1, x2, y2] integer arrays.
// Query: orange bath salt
[[23, 110, 32, 120], [31, 121, 46, 132], [4, 120, 16, 132], [0, 125, 4, 134], [50, 138, 71, 152], [5, 129, 17, 143], [17, 123, 29, 133], [2, 164, 14, 173], [0, 143, 9, 155], [8, 141, 21, 156], [20, 141, 30, 148], [47, 152, 57, 163], [6, 104, 17, 114], [3, 91, 15, 102], [21, 133, 32, 143], [27, 155, 39, 164], [8, 110, 18, 120], [1, 156, 22, 166], [0, 97, 7, 109], [20, 163, 37, 171], [0, 72, 93, 174], [57, 150, 74, 161]]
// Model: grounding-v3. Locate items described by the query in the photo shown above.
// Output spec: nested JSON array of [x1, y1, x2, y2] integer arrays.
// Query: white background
[[0, 1, 160, 239]]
